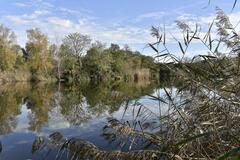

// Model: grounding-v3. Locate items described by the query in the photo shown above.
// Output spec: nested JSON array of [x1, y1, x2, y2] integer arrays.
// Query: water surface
[[0, 82, 176, 160]]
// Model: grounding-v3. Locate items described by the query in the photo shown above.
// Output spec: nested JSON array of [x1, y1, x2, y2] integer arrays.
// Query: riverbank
[[0, 70, 57, 84]]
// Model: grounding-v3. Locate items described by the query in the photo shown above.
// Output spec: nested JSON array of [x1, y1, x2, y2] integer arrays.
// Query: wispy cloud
[[5, 10, 50, 25], [3, 10, 154, 47], [14, 2, 30, 7], [136, 11, 166, 22], [47, 17, 73, 28], [5, 16, 29, 25], [13, 0, 54, 9], [4, 0, 156, 47], [58, 7, 80, 14], [28, 10, 50, 19]]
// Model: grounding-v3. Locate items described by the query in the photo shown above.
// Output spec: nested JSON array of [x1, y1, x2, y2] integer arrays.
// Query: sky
[[0, 0, 239, 57]]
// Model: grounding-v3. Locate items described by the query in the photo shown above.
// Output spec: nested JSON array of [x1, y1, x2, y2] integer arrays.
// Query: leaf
[[148, 43, 158, 53], [209, 33, 212, 50], [204, 20, 214, 43], [192, 36, 200, 39], [230, 31, 238, 39], [189, 24, 199, 42], [232, 0, 238, 11], [147, 94, 168, 104], [184, 36, 188, 46], [163, 88, 173, 102], [155, 53, 169, 58], [202, 55, 217, 59], [159, 49, 168, 54], [201, 122, 213, 125], [163, 32, 166, 45], [135, 105, 142, 119], [178, 41, 185, 55], [158, 34, 163, 43], [214, 40, 221, 53]]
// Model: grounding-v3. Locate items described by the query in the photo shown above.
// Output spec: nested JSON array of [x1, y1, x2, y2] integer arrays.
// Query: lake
[[0, 82, 176, 160]]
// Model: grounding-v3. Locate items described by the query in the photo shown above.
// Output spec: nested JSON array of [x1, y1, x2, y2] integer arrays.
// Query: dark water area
[[0, 82, 176, 160]]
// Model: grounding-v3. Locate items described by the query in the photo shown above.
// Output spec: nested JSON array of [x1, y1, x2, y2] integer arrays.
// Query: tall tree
[[0, 24, 16, 47], [63, 32, 91, 70], [0, 24, 18, 71], [26, 28, 53, 75], [83, 42, 112, 80]]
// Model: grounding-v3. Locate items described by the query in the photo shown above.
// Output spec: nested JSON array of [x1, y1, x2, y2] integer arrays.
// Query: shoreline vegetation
[[0, 25, 163, 84]]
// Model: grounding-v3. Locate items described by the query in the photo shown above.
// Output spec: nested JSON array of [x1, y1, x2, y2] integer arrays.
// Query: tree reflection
[[26, 83, 55, 131], [82, 81, 157, 113], [0, 81, 161, 134], [0, 84, 29, 134], [59, 85, 91, 125], [0, 83, 55, 133], [58, 81, 159, 126]]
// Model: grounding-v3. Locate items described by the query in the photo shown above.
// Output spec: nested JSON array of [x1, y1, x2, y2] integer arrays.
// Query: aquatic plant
[[32, 132, 177, 160], [145, 8, 240, 159]]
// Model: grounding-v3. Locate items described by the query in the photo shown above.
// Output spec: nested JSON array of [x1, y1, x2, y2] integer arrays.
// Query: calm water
[[0, 82, 176, 160]]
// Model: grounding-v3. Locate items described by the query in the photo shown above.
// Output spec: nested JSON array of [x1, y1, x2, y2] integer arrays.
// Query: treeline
[[0, 24, 160, 83]]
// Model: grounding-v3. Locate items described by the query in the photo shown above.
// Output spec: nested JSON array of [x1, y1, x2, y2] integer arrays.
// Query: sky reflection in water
[[0, 82, 176, 160]]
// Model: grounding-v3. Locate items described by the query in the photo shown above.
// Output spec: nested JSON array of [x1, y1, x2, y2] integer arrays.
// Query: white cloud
[[177, 13, 199, 22], [48, 17, 73, 28], [14, 2, 30, 7], [59, 7, 80, 15], [13, 0, 54, 9], [28, 10, 50, 19], [136, 11, 165, 22], [3, 9, 155, 47], [5, 16, 29, 25], [5, 10, 50, 25]]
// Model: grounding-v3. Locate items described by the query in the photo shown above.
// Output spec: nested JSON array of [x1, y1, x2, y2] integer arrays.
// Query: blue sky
[[0, 0, 239, 57]]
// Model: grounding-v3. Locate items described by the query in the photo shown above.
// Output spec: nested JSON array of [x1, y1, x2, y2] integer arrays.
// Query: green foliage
[[83, 42, 113, 80], [0, 47, 18, 71], [0, 24, 18, 71], [26, 28, 54, 79], [82, 43, 158, 82], [62, 32, 91, 71], [0, 24, 158, 83]]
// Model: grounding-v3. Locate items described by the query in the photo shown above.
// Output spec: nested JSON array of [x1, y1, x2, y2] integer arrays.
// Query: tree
[[49, 39, 62, 82], [59, 44, 78, 80], [26, 28, 53, 76], [0, 24, 18, 71], [83, 42, 112, 80], [109, 43, 120, 53], [63, 32, 91, 70], [0, 24, 16, 47]]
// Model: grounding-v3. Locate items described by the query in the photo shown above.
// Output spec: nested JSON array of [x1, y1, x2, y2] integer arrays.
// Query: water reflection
[[0, 82, 148, 133], [0, 81, 170, 159]]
